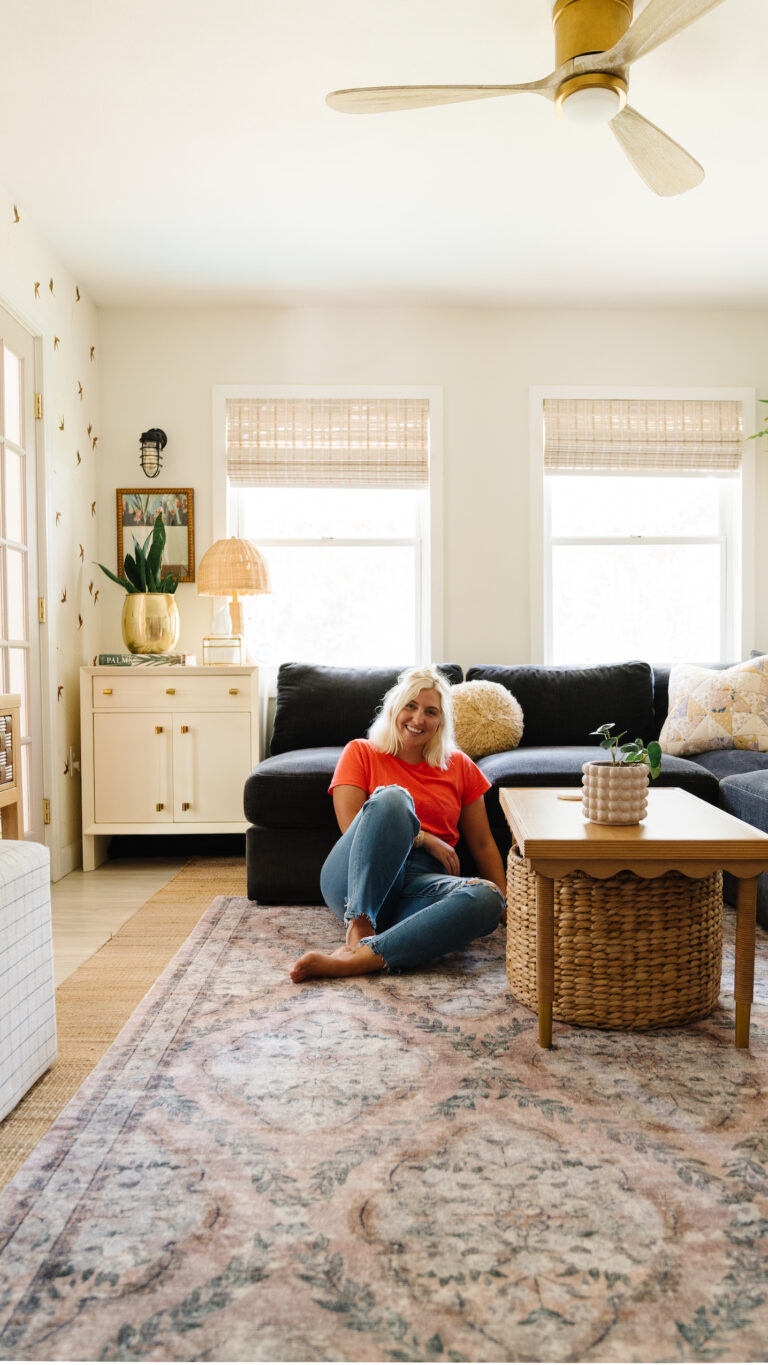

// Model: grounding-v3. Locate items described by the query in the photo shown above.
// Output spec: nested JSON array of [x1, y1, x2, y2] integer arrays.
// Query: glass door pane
[[1, 307, 42, 841]]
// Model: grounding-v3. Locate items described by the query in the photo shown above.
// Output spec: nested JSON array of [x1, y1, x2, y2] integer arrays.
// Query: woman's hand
[[420, 831, 461, 876]]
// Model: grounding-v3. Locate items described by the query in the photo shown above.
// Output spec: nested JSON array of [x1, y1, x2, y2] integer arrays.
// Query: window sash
[[542, 472, 739, 664]]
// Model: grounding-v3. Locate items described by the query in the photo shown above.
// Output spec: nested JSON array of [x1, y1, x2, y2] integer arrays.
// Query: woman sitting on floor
[[290, 664, 506, 982]]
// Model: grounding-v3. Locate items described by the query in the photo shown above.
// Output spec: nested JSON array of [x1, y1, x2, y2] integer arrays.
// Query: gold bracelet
[[414, 830, 425, 848]]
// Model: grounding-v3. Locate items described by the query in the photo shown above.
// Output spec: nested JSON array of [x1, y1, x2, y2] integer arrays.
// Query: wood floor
[[50, 856, 187, 986]]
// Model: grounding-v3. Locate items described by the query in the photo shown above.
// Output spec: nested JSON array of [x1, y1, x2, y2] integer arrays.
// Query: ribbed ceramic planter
[[121, 593, 180, 655], [582, 760, 650, 825]]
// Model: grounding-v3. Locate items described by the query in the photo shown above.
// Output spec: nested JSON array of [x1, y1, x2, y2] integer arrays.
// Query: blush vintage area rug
[[0, 899, 767, 1364]]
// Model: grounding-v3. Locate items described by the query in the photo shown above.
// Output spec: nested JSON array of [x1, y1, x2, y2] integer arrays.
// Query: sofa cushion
[[659, 656, 768, 757], [683, 748, 768, 780], [270, 662, 463, 756], [466, 662, 655, 749], [719, 771, 768, 837], [244, 748, 342, 828]]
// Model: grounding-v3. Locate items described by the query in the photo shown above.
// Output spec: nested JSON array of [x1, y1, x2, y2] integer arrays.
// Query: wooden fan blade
[[598, 0, 726, 68], [326, 78, 558, 114], [610, 105, 704, 196]]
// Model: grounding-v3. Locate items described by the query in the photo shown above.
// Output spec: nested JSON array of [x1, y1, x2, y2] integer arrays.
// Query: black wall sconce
[[139, 428, 167, 478]]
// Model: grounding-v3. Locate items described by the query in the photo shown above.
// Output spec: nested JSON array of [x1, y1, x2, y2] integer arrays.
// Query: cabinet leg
[[82, 834, 110, 871]]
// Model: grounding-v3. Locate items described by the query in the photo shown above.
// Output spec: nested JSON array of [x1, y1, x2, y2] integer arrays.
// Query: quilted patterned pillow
[[659, 656, 768, 757]]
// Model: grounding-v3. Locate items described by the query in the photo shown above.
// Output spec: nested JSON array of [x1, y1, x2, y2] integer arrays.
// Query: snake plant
[[98, 512, 179, 594]]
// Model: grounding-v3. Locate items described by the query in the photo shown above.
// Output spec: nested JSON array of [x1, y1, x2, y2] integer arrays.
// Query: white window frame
[[529, 386, 757, 664], [212, 384, 444, 666]]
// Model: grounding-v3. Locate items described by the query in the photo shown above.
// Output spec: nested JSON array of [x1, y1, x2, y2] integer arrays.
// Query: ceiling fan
[[326, 0, 726, 197]]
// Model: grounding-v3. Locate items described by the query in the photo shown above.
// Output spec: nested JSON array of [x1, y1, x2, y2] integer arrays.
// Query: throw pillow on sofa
[[659, 655, 768, 757], [451, 680, 524, 759]]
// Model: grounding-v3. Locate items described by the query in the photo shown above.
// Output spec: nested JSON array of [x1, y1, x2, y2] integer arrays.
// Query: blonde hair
[[367, 665, 456, 768]]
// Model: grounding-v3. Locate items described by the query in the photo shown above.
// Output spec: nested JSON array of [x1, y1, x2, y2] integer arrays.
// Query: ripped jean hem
[[359, 936, 390, 973], [343, 899, 376, 928]]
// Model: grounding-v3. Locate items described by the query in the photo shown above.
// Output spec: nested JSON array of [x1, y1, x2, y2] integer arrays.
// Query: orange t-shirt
[[329, 738, 490, 848]]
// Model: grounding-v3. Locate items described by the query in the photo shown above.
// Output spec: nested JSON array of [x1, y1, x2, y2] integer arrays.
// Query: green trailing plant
[[97, 513, 179, 595], [747, 398, 768, 448], [590, 722, 662, 779]]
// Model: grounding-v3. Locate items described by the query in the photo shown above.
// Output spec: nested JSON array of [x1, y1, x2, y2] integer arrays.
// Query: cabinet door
[[93, 712, 172, 823], [172, 712, 251, 822]]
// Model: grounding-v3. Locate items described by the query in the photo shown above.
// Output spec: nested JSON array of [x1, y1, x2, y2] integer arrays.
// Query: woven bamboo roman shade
[[543, 398, 743, 473], [226, 397, 429, 488]]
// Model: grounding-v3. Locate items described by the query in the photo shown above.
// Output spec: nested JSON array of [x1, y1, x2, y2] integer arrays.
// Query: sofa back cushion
[[270, 662, 464, 755], [466, 661, 655, 748]]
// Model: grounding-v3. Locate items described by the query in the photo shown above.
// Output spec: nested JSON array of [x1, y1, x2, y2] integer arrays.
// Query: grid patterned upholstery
[[0, 840, 58, 1122]]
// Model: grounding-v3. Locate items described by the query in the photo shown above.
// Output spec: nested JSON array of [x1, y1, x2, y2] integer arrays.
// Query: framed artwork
[[117, 489, 195, 584]]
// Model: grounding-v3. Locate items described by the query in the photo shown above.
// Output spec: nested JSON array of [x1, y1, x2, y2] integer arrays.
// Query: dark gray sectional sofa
[[243, 659, 768, 927]]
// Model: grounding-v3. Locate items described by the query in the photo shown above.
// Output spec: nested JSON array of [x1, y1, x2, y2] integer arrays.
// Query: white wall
[[1, 188, 101, 877], [98, 305, 768, 668]]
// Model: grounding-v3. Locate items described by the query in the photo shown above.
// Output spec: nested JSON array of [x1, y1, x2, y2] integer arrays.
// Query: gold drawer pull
[[180, 725, 189, 734], [102, 688, 113, 695], [156, 803, 164, 811], [229, 688, 239, 695], [155, 726, 163, 734], [166, 687, 176, 695], [181, 802, 190, 811]]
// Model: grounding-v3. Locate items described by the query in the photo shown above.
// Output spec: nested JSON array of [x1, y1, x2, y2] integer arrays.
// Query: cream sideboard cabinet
[[80, 665, 260, 870]]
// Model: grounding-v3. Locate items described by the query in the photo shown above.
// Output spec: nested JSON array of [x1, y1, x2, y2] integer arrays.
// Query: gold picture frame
[[117, 489, 195, 584]]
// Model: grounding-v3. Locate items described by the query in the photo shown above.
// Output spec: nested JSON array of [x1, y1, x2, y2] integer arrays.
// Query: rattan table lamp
[[197, 537, 271, 638]]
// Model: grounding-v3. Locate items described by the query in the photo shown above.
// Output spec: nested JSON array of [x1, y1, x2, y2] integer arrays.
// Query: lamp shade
[[197, 538, 271, 598]]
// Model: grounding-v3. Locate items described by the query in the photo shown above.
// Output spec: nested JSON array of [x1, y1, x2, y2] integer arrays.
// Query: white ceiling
[[0, 0, 763, 308]]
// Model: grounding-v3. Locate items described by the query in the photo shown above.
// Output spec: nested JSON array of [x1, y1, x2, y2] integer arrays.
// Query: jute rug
[[0, 856, 246, 1190], [0, 896, 767, 1362]]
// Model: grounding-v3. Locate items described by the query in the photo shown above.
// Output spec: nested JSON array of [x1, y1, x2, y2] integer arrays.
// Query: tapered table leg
[[734, 876, 757, 1049], [536, 873, 555, 1048]]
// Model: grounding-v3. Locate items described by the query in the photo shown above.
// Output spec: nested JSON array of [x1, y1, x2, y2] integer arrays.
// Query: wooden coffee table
[[500, 787, 768, 1050]]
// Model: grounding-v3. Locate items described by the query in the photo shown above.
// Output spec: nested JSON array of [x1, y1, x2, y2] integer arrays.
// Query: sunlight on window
[[552, 544, 722, 664], [550, 475, 725, 538], [235, 486, 426, 666], [242, 546, 416, 666]]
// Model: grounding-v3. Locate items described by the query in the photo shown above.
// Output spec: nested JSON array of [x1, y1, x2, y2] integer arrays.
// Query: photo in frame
[[117, 489, 195, 584]]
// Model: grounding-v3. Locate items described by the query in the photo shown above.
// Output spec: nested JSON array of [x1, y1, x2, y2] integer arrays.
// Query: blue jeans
[[319, 784, 505, 972]]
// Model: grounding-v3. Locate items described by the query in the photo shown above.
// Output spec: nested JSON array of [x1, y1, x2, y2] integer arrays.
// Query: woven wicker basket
[[506, 847, 723, 1030]]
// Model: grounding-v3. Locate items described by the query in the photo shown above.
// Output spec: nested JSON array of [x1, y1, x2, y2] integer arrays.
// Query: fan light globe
[[559, 84, 622, 124]]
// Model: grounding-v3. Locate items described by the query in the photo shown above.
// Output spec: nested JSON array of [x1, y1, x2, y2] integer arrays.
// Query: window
[[217, 390, 438, 667], [534, 392, 752, 665]]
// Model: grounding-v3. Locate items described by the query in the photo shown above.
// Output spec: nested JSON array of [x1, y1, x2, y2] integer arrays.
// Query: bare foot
[[346, 915, 374, 949], [290, 944, 385, 983]]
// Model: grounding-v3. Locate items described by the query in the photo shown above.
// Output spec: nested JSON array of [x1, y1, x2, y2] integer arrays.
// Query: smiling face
[[395, 687, 443, 763]]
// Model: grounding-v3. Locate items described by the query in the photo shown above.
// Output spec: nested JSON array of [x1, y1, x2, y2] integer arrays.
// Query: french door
[[0, 305, 44, 841]]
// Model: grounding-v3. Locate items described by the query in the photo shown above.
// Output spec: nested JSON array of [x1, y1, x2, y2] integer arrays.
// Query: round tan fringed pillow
[[451, 680, 524, 759]]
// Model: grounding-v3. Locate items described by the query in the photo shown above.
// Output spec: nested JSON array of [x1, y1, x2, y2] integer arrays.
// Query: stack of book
[[96, 653, 195, 667]]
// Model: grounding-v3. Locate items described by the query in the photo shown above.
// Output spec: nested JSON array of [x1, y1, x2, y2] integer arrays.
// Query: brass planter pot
[[121, 593, 180, 655]]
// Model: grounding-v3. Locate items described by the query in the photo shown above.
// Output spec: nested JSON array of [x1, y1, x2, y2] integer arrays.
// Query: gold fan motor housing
[[552, 0, 632, 117], [552, 0, 633, 67]]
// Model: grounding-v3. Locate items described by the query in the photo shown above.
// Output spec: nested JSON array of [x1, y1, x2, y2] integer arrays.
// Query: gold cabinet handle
[[166, 687, 176, 695], [102, 688, 113, 695], [180, 725, 189, 734], [229, 688, 239, 695], [155, 725, 163, 734], [156, 803, 164, 811], [181, 802, 190, 811]]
